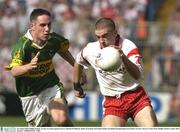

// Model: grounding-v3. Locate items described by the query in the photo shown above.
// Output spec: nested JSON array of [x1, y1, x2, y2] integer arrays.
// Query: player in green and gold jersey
[[5, 8, 75, 127]]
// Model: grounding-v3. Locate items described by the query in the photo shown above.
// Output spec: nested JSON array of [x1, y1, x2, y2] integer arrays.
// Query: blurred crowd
[[0, 0, 180, 122], [0, 0, 164, 91], [156, 1, 180, 92]]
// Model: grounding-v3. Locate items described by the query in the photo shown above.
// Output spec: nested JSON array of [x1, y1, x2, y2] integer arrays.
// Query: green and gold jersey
[[6, 31, 69, 97]]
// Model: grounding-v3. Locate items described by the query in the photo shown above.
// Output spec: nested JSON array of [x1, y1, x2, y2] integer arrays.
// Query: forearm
[[121, 54, 141, 80], [11, 64, 31, 77], [73, 62, 86, 98], [73, 62, 83, 83]]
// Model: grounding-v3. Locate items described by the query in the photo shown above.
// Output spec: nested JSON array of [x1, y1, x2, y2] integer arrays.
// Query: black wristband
[[73, 82, 83, 91]]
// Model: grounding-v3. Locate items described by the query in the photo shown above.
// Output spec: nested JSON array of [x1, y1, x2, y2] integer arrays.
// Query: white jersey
[[76, 38, 144, 97]]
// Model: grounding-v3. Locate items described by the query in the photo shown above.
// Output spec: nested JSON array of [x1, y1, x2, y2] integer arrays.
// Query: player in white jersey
[[73, 18, 158, 127]]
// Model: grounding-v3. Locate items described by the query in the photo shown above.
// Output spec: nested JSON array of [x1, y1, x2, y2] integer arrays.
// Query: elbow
[[133, 74, 140, 80], [132, 70, 141, 80], [10, 70, 18, 77], [133, 66, 143, 80], [10, 67, 23, 77]]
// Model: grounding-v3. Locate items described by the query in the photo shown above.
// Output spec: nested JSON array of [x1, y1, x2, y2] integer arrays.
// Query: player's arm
[[10, 52, 40, 77], [73, 62, 86, 98], [59, 50, 87, 97], [73, 48, 89, 98], [58, 50, 75, 66], [113, 41, 141, 80], [57, 38, 75, 66], [120, 52, 141, 80]]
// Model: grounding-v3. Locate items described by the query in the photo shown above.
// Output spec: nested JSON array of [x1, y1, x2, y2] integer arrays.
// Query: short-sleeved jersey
[[76, 38, 144, 97], [6, 30, 69, 97]]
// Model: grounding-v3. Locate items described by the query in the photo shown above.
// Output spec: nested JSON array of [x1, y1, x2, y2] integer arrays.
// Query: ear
[[113, 30, 117, 36], [30, 22, 35, 30]]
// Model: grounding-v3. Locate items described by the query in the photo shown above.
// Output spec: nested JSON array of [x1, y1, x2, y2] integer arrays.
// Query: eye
[[40, 23, 46, 27], [96, 35, 100, 39]]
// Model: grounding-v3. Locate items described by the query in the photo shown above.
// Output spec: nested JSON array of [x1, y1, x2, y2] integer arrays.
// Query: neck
[[30, 31, 45, 46], [33, 39, 46, 46]]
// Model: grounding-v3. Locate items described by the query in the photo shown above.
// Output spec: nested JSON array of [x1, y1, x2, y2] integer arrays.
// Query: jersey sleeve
[[5, 47, 24, 70], [122, 39, 144, 77], [5, 36, 30, 70], [127, 48, 144, 78], [49, 32, 70, 53], [76, 46, 90, 68], [58, 39, 70, 53]]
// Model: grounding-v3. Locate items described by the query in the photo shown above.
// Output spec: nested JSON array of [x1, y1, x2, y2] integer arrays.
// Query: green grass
[[0, 116, 27, 126], [0, 116, 180, 127]]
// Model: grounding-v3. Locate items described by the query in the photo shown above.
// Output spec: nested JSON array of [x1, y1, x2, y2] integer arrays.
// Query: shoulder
[[122, 39, 138, 52], [122, 39, 141, 57], [49, 32, 70, 53], [49, 32, 68, 43], [17, 35, 32, 46], [12, 35, 32, 52], [123, 39, 137, 48]]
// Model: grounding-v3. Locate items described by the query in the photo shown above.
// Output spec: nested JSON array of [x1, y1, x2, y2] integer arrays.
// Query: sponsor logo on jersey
[[24, 60, 53, 77]]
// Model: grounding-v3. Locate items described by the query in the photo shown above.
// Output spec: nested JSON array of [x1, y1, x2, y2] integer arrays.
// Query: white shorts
[[20, 82, 64, 127]]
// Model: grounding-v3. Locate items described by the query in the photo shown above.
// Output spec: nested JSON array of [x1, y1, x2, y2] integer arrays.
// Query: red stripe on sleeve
[[127, 48, 140, 58]]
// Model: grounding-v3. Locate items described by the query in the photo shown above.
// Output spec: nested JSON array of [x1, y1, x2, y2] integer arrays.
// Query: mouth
[[100, 43, 108, 49], [44, 34, 49, 38]]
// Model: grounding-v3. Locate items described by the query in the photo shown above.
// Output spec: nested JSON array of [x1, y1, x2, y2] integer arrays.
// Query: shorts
[[20, 82, 64, 127], [103, 87, 152, 121]]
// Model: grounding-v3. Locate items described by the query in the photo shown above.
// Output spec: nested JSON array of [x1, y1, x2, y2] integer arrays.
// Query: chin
[[43, 37, 49, 41]]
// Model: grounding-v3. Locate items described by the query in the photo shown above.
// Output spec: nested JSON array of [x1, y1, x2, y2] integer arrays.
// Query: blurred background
[[0, 0, 180, 126]]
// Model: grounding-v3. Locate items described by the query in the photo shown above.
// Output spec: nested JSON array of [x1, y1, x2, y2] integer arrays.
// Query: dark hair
[[30, 8, 51, 22], [95, 17, 116, 31]]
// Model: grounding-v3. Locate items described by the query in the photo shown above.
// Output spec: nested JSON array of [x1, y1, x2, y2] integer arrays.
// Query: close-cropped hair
[[95, 17, 116, 31], [30, 8, 51, 22]]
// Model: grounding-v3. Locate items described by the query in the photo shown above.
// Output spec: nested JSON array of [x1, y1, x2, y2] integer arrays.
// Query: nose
[[99, 38, 106, 48], [99, 37, 105, 44], [45, 25, 50, 32]]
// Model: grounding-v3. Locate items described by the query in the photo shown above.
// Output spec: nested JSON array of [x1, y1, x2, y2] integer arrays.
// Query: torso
[[78, 39, 143, 96], [10, 32, 69, 97]]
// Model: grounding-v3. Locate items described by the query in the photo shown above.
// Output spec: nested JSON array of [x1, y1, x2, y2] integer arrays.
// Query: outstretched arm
[[73, 62, 86, 98], [58, 50, 75, 66]]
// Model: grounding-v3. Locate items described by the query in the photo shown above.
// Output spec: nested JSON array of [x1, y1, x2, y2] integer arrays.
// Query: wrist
[[73, 82, 81, 86], [26, 63, 32, 71], [73, 82, 82, 91], [119, 50, 124, 57]]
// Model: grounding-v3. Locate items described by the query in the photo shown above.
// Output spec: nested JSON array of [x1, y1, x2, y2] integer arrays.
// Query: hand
[[30, 52, 40, 69], [110, 45, 124, 56], [73, 83, 86, 98]]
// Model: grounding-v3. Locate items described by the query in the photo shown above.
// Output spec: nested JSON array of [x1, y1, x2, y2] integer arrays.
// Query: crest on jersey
[[97, 53, 101, 58], [14, 49, 21, 59], [49, 50, 54, 57]]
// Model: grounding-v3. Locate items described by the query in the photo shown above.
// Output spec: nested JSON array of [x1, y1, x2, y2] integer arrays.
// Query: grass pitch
[[0, 116, 180, 127]]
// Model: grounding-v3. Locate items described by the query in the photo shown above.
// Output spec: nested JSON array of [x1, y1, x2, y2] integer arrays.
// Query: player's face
[[31, 15, 51, 44], [95, 27, 117, 48]]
